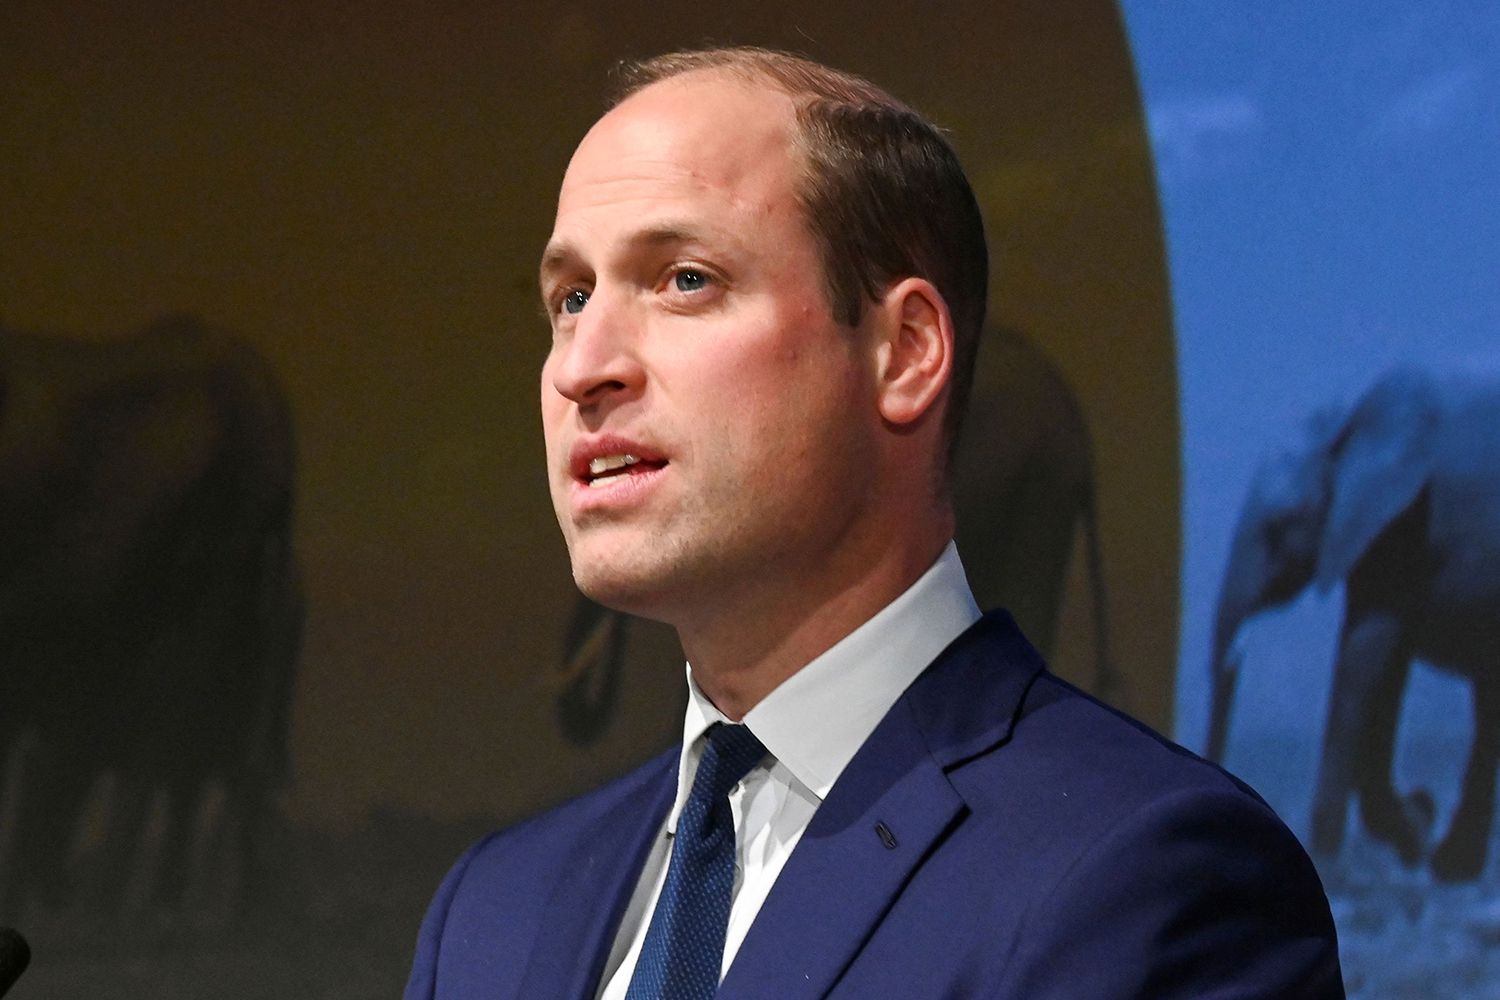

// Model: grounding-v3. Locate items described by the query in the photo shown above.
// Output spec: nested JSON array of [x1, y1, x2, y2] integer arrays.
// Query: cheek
[[539, 358, 567, 422], [738, 366, 865, 469], [539, 400, 571, 473], [539, 351, 562, 404]]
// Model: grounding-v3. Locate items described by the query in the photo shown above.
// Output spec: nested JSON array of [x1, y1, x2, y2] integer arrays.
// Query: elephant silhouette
[[0, 314, 303, 924], [1207, 364, 1500, 881], [553, 326, 1115, 743]]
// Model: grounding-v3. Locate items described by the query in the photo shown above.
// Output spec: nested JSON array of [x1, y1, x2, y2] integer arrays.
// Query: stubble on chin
[[567, 507, 764, 627], [566, 522, 688, 618]]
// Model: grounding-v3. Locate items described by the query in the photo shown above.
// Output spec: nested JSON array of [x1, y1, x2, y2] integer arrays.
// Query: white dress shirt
[[596, 542, 982, 998]]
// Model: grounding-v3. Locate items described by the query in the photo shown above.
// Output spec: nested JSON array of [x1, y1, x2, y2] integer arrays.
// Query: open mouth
[[584, 453, 668, 488]]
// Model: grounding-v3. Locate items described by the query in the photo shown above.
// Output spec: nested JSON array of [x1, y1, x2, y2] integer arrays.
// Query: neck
[[678, 515, 953, 720]]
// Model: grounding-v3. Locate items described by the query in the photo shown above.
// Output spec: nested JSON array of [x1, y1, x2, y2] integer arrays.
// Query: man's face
[[539, 72, 884, 623]]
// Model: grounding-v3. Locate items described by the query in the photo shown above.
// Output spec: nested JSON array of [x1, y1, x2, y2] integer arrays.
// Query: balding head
[[613, 48, 989, 466]]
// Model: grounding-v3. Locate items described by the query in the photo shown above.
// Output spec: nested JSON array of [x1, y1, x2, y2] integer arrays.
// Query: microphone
[[0, 928, 29, 998]]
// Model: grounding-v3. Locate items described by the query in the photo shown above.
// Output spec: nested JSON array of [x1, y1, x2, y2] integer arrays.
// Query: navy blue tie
[[626, 723, 768, 1000]]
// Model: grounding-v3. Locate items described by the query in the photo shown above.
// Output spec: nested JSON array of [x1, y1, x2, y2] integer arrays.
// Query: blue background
[[1122, 3, 1500, 994]]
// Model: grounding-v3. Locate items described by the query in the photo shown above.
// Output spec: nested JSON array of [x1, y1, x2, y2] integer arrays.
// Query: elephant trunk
[[1205, 537, 1268, 762], [1206, 613, 1244, 763]]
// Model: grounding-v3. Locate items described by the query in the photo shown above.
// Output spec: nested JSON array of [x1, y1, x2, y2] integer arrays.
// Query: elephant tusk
[[549, 614, 619, 689]]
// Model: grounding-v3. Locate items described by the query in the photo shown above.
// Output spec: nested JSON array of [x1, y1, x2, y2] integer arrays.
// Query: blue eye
[[561, 289, 590, 315], [673, 269, 708, 293]]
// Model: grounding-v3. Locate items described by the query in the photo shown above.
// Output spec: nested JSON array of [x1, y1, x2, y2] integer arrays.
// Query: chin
[[571, 573, 674, 623], [568, 549, 677, 619], [567, 530, 726, 624]]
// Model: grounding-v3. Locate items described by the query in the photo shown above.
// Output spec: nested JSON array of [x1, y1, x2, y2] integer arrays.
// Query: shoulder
[[950, 664, 1302, 879], [404, 747, 676, 999], [948, 670, 1343, 996], [447, 745, 676, 897], [913, 613, 1271, 833], [1004, 669, 1267, 810]]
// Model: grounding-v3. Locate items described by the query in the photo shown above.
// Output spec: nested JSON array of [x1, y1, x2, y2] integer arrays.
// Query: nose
[[547, 291, 645, 407]]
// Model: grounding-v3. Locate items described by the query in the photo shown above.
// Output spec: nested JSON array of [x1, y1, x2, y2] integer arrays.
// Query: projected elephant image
[[1207, 365, 1500, 881], [554, 327, 1114, 742], [0, 315, 302, 924]]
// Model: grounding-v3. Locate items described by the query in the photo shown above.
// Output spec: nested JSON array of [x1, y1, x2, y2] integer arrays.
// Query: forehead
[[555, 71, 803, 226]]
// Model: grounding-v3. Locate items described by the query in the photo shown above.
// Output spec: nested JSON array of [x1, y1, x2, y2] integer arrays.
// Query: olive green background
[[1, 0, 1176, 835]]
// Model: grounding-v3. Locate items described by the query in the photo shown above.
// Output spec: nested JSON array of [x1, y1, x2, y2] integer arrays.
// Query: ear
[[1314, 367, 1439, 590], [870, 278, 954, 428]]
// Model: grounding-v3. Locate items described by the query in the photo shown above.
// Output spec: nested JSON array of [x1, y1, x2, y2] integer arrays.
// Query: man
[[406, 47, 1343, 999]]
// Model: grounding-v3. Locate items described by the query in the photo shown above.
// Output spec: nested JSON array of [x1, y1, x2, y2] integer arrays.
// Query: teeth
[[587, 472, 630, 489], [588, 453, 640, 476]]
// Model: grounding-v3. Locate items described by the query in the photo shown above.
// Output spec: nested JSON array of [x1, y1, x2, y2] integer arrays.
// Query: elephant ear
[[1314, 367, 1439, 591]]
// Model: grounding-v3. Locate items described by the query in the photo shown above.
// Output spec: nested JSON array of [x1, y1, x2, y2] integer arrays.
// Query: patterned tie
[[625, 723, 768, 1000]]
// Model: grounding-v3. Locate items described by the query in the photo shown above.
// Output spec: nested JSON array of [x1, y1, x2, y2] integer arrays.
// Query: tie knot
[[693, 723, 767, 803]]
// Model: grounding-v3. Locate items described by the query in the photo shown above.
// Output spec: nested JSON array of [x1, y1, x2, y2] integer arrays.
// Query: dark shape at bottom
[[0, 315, 304, 925]]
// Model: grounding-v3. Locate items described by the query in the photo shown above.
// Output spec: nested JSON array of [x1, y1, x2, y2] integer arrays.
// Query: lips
[[568, 436, 669, 489], [587, 453, 648, 488]]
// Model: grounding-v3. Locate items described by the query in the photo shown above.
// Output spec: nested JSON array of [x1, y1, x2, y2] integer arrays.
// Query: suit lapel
[[516, 751, 676, 1000], [717, 611, 1044, 1000], [717, 695, 963, 1000]]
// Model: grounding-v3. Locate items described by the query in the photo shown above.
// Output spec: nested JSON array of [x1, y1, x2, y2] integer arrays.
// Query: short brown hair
[[613, 47, 989, 462]]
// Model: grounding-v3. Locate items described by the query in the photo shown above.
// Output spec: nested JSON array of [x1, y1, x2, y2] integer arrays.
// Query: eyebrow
[[538, 242, 580, 286], [539, 222, 728, 287]]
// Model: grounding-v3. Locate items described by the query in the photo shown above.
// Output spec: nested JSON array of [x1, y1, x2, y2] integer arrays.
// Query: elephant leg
[[8, 736, 96, 915], [1351, 644, 1421, 864], [151, 776, 205, 912], [1431, 677, 1500, 881], [0, 722, 15, 831], [231, 774, 279, 922], [0, 727, 38, 923], [1311, 610, 1415, 861], [93, 769, 156, 915]]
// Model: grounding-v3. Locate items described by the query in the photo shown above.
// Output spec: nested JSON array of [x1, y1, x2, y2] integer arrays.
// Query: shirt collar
[[668, 541, 981, 831]]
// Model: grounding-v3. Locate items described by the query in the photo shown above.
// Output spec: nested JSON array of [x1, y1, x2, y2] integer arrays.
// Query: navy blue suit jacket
[[406, 612, 1343, 998]]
